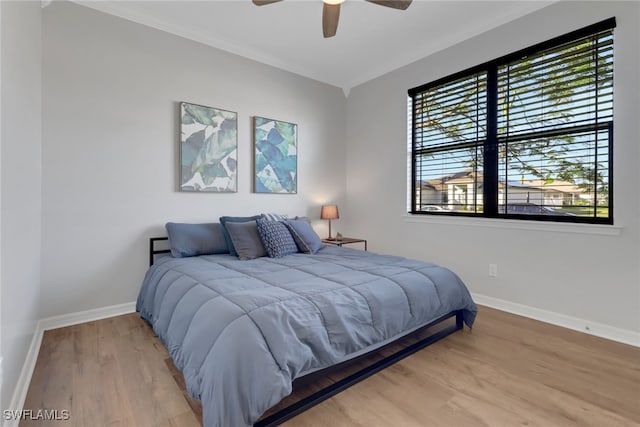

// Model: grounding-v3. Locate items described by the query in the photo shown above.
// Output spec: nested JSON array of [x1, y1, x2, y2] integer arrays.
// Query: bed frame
[[149, 237, 171, 266], [148, 237, 465, 427]]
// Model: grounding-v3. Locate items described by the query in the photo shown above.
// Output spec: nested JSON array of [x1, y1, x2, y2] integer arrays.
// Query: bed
[[137, 226, 476, 427]]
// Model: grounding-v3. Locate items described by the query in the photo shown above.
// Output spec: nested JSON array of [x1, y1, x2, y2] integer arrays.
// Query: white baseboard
[[472, 293, 640, 347], [4, 327, 43, 427], [38, 301, 136, 331], [4, 302, 137, 427]]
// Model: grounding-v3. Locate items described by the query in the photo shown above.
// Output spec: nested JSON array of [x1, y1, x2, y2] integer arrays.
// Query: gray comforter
[[136, 246, 476, 427]]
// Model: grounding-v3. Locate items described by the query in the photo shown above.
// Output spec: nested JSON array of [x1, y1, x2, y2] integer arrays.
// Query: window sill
[[403, 214, 622, 236]]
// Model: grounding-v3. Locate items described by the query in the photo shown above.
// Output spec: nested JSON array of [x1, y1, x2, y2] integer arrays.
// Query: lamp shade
[[320, 205, 339, 220]]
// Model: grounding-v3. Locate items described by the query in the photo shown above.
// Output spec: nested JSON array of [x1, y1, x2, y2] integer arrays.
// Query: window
[[409, 18, 615, 224]]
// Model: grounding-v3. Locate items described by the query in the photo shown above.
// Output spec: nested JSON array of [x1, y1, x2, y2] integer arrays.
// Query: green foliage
[[419, 36, 611, 206]]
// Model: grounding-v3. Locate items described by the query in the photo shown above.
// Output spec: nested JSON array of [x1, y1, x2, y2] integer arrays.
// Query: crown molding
[[71, 1, 346, 92], [344, 1, 556, 91], [68, 0, 553, 98]]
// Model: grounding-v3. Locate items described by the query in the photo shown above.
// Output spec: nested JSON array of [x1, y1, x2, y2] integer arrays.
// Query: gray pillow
[[165, 222, 229, 258], [225, 220, 267, 260], [284, 219, 324, 254], [220, 215, 262, 256]]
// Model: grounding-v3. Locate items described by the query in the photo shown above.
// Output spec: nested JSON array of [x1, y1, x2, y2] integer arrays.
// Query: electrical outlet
[[489, 264, 498, 277]]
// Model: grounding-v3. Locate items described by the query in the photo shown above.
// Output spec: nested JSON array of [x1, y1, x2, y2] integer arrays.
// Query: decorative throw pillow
[[261, 213, 289, 221], [224, 220, 267, 260], [165, 222, 229, 257], [220, 215, 262, 256], [284, 219, 324, 254], [256, 218, 298, 258]]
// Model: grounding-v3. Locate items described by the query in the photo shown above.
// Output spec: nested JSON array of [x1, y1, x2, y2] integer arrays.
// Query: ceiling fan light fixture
[[254, 0, 412, 39]]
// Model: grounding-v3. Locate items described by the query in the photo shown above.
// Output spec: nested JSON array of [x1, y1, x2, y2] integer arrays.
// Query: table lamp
[[320, 205, 339, 240]]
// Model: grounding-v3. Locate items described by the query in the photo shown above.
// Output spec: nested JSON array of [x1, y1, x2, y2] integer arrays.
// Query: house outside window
[[409, 18, 615, 224]]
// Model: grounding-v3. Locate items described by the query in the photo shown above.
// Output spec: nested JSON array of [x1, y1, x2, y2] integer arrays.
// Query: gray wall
[[344, 1, 640, 333], [40, 1, 347, 318], [1, 0, 42, 411]]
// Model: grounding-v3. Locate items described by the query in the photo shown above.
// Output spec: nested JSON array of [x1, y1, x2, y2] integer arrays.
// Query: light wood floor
[[21, 306, 640, 427]]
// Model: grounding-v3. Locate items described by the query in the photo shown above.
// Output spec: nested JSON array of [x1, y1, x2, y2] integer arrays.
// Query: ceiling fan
[[252, 0, 413, 38]]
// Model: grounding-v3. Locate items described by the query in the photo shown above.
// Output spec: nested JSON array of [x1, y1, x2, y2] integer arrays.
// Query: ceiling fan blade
[[322, 2, 341, 38], [365, 0, 412, 10], [252, 0, 283, 5]]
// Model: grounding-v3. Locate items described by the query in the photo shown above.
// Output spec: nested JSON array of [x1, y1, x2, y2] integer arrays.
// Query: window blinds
[[409, 18, 615, 224]]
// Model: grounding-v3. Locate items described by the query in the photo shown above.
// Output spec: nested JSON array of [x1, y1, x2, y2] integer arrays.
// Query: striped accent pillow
[[261, 213, 289, 222]]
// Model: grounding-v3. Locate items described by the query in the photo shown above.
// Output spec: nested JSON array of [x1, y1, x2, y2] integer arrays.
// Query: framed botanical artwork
[[180, 102, 237, 192], [253, 116, 297, 194]]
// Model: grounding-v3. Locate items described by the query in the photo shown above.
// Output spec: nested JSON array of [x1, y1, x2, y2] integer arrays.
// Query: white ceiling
[[73, 0, 553, 94]]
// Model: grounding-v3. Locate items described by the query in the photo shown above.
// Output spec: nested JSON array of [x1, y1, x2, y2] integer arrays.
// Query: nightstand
[[322, 237, 367, 251]]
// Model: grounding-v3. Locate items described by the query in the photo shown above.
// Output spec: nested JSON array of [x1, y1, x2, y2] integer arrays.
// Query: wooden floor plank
[[21, 306, 640, 427]]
